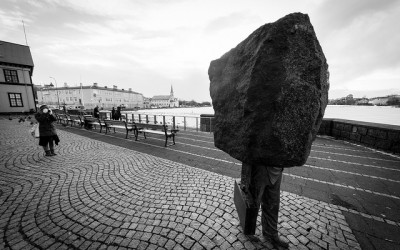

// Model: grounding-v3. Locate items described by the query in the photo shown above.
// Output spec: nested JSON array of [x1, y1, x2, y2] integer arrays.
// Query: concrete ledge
[[200, 115, 400, 155], [319, 118, 400, 155]]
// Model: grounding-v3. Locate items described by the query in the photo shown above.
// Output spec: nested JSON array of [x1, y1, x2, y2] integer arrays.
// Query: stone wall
[[201, 115, 400, 155], [319, 119, 400, 155], [200, 114, 215, 133]]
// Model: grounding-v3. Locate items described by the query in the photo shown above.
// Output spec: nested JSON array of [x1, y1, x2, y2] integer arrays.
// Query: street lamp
[[49, 76, 60, 109]]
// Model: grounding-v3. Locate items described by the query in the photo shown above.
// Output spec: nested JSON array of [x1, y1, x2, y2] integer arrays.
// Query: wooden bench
[[84, 117, 107, 133], [104, 120, 135, 139], [135, 123, 178, 147], [98, 119, 107, 133], [68, 115, 83, 127], [57, 114, 69, 125], [55, 114, 63, 124]]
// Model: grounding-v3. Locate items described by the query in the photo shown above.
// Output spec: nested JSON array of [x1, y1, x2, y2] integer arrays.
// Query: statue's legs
[[247, 165, 288, 248], [260, 172, 282, 236]]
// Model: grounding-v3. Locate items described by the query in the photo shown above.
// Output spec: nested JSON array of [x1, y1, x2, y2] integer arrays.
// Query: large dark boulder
[[209, 13, 329, 167]]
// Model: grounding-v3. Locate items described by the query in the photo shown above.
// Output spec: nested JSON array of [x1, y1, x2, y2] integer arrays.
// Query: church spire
[[170, 85, 174, 95]]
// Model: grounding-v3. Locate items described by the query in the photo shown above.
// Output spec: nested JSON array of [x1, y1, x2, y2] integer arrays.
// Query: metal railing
[[121, 113, 214, 133], [53, 109, 215, 133]]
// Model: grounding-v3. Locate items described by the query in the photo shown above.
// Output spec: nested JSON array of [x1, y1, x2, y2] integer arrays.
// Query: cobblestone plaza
[[1, 119, 399, 249]]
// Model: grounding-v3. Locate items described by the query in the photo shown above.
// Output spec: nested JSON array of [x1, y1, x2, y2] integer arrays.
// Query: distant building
[[150, 85, 179, 108], [355, 97, 369, 105], [0, 41, 36, 114], [143, 97, 151, 109], [36, 83, 145, 109], [369, 96, 390, 106]]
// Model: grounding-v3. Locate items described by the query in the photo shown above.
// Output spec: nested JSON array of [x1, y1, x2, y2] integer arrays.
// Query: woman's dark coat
[[35, 112, 58, 137]]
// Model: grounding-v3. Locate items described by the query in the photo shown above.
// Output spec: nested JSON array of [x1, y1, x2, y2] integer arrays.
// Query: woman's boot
[[45, 150, 52, 156], [50, 149, 57, 156]]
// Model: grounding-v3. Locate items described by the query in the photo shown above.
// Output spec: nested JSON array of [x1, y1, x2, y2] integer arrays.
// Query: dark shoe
[[50, 149, 57, 156], [45, 150, 52, 157], [263, 233, 289, 248]]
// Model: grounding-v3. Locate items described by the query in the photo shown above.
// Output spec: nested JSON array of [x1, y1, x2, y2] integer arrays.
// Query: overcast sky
[[1, 0, 399, 101]]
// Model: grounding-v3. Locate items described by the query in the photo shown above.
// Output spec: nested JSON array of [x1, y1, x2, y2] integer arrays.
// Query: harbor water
[[125, 105, 400, 127]]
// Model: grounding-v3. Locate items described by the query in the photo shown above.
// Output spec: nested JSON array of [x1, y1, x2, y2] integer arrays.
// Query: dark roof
[[42, 85, 142, 95], [152, 95, 171, 100], [0, 41, 34, 68]]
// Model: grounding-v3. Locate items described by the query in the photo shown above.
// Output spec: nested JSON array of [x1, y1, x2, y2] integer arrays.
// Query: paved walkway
[[0, 118, 398, 249]]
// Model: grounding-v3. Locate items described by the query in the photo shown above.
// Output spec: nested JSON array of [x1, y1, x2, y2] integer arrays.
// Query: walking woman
[[115, 106, 121, 120], [111, 107, 116, 120], [35, 105, 60, 156]]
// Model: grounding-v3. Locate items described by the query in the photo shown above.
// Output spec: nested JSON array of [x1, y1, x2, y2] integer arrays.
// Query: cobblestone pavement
[[73, 122, 400, 250], [0, 119, 364, 249]]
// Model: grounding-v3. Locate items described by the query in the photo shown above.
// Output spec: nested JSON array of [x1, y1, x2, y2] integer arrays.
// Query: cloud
[[310, 0, 400, 95], [314, 0, 398, 33], [1, 0, 398, 102], [0, 3, 34, 44], [204, 12, 260, 34]]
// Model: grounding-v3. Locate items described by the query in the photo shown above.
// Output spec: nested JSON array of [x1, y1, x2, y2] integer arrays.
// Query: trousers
[[248, 165, 283, 235]]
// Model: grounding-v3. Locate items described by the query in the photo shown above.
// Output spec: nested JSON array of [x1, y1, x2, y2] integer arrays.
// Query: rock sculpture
[[209, 12, 329, 167], [209, 13, 329, 235]]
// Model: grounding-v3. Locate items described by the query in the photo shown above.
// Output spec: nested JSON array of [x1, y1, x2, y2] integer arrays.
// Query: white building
[[369, 96, 389, 106], [37, 83, 144, 109], [0, 41, 36, 114], [150, 86, 179, 108]]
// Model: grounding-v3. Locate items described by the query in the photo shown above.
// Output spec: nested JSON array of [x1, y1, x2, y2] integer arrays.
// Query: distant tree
[[187, 100, 198, 106], [201, 101, 211, 106], [179, 100, 212, 107], [345, 94, 355, 105], [387, 97, 400, 106]]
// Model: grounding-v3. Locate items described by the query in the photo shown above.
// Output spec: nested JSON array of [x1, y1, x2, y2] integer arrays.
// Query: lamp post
[[49, 77, 60, 109], [80, 82, 84, 107]]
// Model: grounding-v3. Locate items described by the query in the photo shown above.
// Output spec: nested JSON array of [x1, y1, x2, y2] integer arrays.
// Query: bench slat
[[84, 117, 106, 133], [141, 129, 165, 135], [104, 120, 134, 138], [135, 123, 177, 146]]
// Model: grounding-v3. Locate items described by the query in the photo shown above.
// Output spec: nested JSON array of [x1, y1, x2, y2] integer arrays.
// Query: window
[[8, 93, 23, 107], [4, 69, 19, 83]]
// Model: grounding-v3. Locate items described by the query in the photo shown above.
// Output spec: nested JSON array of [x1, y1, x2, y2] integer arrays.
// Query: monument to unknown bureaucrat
[[208, 12, 329, 241]]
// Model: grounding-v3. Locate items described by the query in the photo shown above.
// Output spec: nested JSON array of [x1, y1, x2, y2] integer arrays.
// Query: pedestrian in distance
[[115, 106, 121, 121], [94, 105, 100, 118], [111, 107, 116, 120], [34, 105, 60, 157]]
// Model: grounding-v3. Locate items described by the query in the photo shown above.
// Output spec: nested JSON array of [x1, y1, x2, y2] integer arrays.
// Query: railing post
[[184, 117, 186, 131], [196, 117, 199, 132], [173, 116, 176, 129], [139, 114, 141, 123], [163, 116, 166, 125], [146, 115, 149, 124], [154, 115, 157, 124], [209, 117, 212, 133]]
